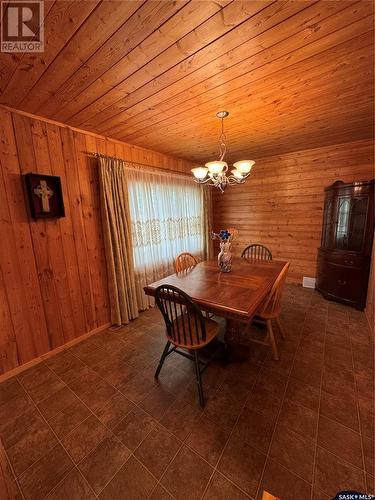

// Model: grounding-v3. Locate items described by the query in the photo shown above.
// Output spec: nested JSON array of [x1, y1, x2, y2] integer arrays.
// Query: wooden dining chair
[[174, 253, 214, 318], [174, 252, 198, 272], [154, 284, 221, 407], [241, 244, 272, 261], [245, 262, 290, 360]]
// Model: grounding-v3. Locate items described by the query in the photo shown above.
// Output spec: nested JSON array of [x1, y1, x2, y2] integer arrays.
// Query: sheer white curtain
[[126, 165, 205, 309]]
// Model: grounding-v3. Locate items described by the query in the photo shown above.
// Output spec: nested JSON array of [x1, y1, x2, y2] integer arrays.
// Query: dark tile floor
[[0, 285, 373, 500]]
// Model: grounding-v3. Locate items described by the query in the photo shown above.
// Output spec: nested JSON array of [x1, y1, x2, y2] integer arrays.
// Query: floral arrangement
[[212, 227, 238, 242], [211, 228, 238, 272]]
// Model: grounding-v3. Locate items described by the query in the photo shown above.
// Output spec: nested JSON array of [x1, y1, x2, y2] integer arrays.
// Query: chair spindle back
[[259, 263, 290, 316], [174, 252, 198, 272], [155, 285, 206, 347], [242, 244, 272, 261]]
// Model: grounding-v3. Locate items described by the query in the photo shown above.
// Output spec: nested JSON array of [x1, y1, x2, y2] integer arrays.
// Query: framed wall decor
[[24, 173, 65, 219]]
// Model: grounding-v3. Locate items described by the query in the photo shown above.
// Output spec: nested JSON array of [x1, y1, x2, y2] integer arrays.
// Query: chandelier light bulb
[[205, 161, 227, 174], [231, 169, 243, 180], [191, 167, 208, 180], [233, 160, 255, 174]]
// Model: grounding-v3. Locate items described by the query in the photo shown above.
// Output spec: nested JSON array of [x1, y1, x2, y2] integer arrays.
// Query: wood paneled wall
[[213, 139, 374, 284], [0, 106, 194, 375]]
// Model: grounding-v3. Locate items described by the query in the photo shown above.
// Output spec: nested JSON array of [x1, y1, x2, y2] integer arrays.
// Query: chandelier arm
[[227, 175, 246, 184], [193, 177, 213, 185]]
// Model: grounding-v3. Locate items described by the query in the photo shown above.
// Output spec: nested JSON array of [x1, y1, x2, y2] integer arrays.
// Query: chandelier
[[191, 111, 255, 192]]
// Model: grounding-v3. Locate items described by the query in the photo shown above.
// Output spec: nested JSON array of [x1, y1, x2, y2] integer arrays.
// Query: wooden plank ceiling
[[0, 0, 373, 163]]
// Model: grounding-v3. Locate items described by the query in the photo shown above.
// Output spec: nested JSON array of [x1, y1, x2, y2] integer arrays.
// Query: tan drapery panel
[[202, 185, 214, 260], [98, 156, 139, 325]]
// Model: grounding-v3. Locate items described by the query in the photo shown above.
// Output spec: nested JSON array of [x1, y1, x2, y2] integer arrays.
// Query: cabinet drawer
[[318, 249, 365, 268], [316, 261, 364, 303]]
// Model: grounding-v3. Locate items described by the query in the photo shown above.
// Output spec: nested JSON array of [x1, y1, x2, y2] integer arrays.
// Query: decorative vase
[[218, 241, 232, 272]]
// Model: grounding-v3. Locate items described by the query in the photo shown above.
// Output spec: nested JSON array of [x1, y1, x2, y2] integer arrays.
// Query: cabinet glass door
[[336, 196, 351, 250], [322, 198, 335, 248], [348, 197, 369, 252]]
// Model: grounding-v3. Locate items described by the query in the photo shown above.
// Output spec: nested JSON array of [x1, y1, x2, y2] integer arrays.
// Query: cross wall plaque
[[24, 173, 65, 219]]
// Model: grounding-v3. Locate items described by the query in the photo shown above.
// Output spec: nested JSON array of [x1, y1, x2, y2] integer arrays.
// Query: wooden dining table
[[144, 258, 287, 334]]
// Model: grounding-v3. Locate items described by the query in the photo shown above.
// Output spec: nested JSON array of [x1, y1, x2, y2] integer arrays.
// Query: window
[[126, 166, 205, 308]]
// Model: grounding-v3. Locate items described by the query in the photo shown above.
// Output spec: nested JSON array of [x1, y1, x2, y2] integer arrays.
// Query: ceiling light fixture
[[191, 111, 255, 193]]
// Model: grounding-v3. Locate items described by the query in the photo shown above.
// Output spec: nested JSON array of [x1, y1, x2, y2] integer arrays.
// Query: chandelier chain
[[219, 116, 227, 161]]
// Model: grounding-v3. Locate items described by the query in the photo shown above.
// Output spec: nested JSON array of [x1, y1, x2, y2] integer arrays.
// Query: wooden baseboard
[[0, 323, 111, 384], [286, 277, 303, 286]]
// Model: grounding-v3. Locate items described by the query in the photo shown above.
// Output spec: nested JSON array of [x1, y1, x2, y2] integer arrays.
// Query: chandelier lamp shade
[[191, 111, 255, 192]]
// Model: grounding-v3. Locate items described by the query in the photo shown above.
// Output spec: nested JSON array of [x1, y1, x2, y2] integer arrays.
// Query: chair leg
[[155, 341, 171, 379], [276, 317, 286, 339], [266, 319, 279, 361], [193, 350, 205, 408]]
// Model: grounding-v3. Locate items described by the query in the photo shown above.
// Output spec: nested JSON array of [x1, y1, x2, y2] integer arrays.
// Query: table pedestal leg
[[224, 319, 239, 344], [224, 319, 251, 362]]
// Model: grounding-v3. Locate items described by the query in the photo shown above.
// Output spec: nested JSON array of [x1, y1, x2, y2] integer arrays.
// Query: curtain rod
[[90, 152, 191, 178], [92, 152, 123, 161]]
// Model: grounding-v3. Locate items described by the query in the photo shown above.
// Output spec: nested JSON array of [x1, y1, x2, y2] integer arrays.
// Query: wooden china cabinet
[[316, 179, 374, 310]]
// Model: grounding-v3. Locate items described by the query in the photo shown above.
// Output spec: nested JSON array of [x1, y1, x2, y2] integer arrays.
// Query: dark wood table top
[[144, 258, 287, 322]]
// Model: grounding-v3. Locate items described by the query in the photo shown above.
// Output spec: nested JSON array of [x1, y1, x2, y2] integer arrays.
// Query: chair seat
[[167, 313, 219, 349]]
